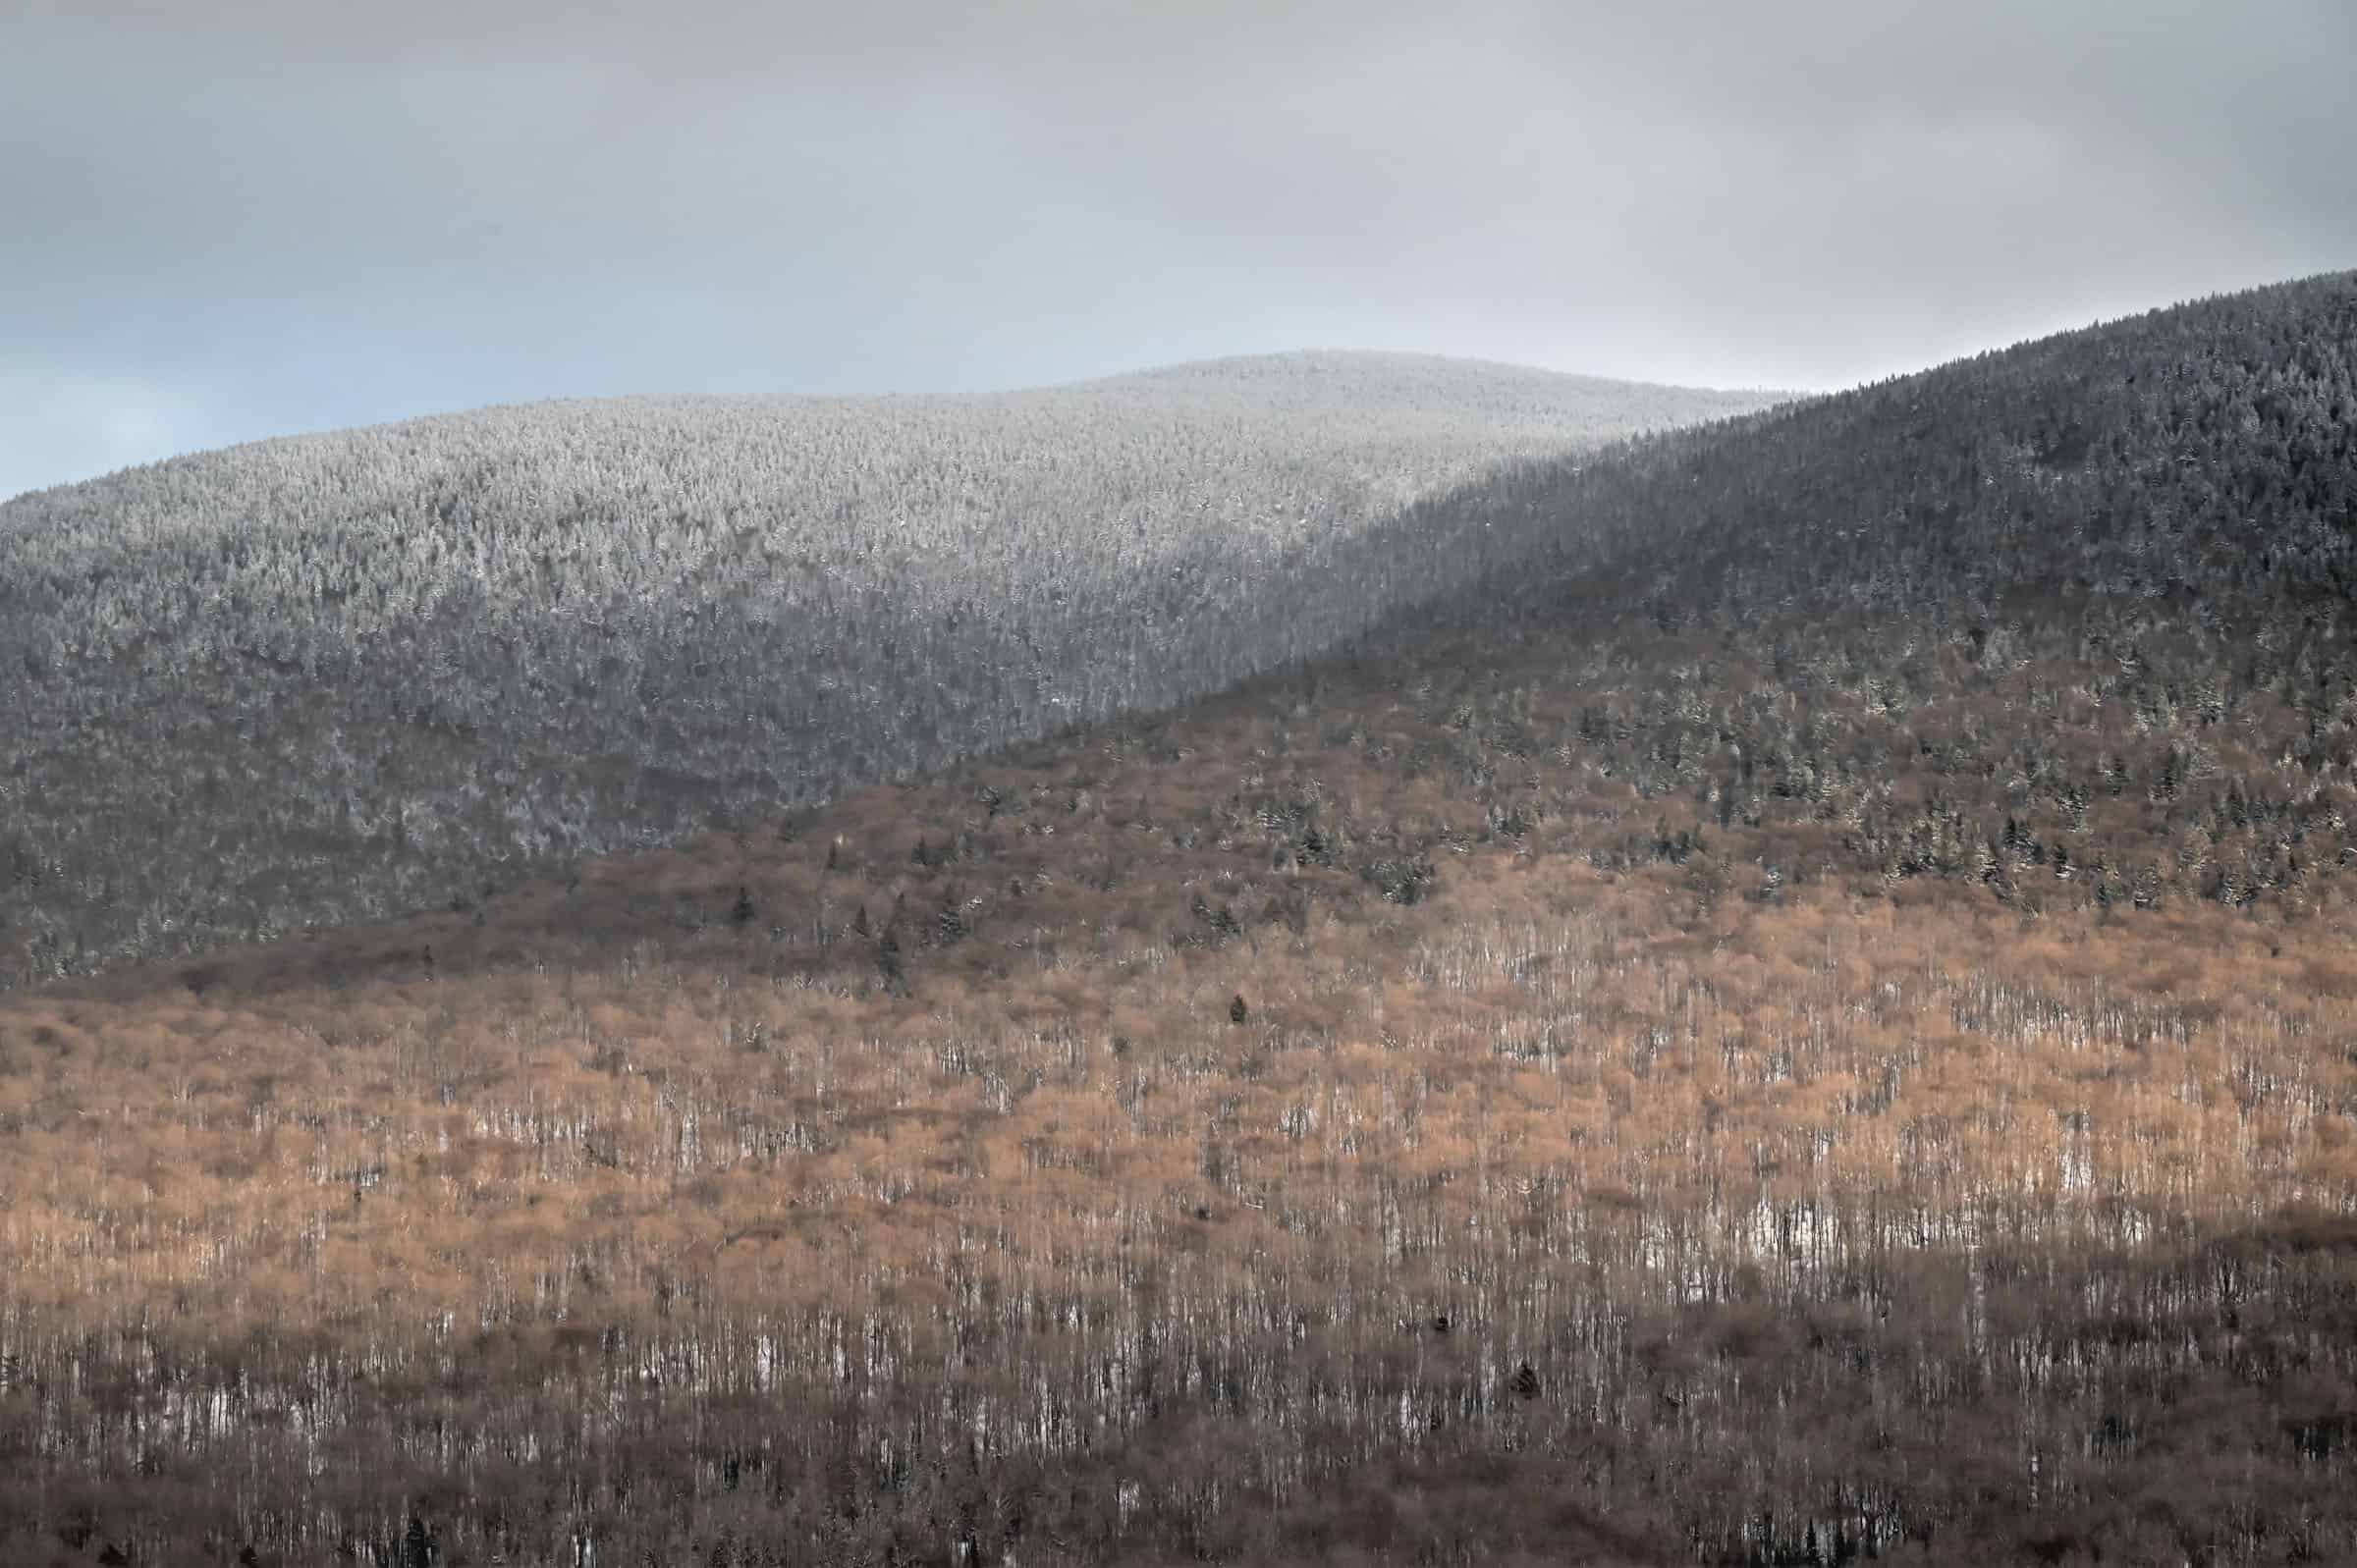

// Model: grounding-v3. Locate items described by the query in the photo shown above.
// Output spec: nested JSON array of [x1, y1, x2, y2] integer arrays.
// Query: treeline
[[0, 352, 1778, 991]]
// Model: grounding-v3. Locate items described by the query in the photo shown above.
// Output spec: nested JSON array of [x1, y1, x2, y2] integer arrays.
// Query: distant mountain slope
[[0, 353, 1781, 988]]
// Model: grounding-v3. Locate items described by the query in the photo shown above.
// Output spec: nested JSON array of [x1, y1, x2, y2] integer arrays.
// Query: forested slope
[[0, 353, 1779, 989], [1361, 268, 2357, 915], [3, 276, 2354, 1566]]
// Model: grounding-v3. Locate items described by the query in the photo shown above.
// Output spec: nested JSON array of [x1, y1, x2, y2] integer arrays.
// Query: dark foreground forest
[[2, 274, 2356, 1565]]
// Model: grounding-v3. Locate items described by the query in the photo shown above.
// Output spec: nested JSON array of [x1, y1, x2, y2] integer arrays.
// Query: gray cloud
[[6, 0, 2352, 501]]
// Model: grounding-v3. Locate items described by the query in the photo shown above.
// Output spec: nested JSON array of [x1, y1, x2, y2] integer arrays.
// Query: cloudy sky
[[5, 0, 2352, 502]]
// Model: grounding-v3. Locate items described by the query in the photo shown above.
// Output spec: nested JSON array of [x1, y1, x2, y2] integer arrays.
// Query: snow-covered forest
[[0, 353, 1781, 988]]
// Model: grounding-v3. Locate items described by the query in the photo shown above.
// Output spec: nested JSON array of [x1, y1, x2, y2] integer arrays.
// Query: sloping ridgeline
[[0, 353, 1780, 988], [1362, 268, 2357, 915]]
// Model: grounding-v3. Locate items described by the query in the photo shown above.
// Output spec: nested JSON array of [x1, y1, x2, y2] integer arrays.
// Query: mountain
[[1357, 271, 2357, 917], [0, 352, 1781, 991], [4, 277, 2357, 1565]]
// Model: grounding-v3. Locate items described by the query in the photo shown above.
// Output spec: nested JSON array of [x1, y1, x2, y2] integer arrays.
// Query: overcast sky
[[5, 0, 2353, 502]]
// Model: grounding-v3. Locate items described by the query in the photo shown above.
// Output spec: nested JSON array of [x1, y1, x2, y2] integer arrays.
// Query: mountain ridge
[[0, 352, 1783, 990], [0, 348, 1783, 508]]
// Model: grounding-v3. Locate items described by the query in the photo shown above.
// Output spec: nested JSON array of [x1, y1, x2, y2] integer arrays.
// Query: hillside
[[0, 353, 1781, 991], [3, 276, 2357, 1566], [1373, 272, 2357, 916]]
